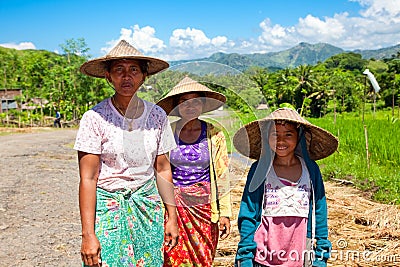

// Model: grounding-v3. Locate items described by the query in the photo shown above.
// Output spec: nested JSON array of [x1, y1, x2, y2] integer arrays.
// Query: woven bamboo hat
[[233, 108, 338, 160], [156, 76, 226, 116], [80, 40, 169, 78]]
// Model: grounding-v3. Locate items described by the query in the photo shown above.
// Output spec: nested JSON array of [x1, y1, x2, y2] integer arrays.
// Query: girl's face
[[177, 93, 203, 120], [268, 122, 299, 158], [105, 59, 146, 97]]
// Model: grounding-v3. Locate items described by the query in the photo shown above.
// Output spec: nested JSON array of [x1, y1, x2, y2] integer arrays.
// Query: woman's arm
[[154, 153, 179, 252], [212, 129, 232, 238], [78, 151, 101, 266]]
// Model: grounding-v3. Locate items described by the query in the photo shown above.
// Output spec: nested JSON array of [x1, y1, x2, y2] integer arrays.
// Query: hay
[[213, 158, 400, 267], [326, 183, 400, 266]]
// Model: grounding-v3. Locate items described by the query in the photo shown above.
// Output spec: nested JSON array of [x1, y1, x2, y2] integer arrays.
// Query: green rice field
[[309, 110, 400, 204]]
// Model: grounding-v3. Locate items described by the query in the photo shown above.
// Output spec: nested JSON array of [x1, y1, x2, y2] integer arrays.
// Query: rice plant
[[309, 110, 400, 204]]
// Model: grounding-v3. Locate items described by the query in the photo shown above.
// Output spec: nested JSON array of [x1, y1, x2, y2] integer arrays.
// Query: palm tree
[[274, 68, 296, 106], [292, 65, 318, 116]]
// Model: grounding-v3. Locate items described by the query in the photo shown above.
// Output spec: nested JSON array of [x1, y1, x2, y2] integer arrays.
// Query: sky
[[1, 0, 400, 61]]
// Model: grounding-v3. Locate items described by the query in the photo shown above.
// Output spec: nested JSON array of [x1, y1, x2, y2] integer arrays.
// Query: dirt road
[[0, 128, 81, 266]]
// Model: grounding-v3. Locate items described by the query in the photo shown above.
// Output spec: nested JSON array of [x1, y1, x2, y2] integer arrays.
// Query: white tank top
[[262, 156, 311, 218]]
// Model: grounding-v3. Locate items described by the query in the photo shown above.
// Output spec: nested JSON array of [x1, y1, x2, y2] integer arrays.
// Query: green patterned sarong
[[94, 178, 164, 267]]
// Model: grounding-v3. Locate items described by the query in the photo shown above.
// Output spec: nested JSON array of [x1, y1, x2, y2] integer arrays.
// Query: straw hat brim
[[233, 111, 338, 160], [157, 80, 226, 116], [80, 55, 169, 78]]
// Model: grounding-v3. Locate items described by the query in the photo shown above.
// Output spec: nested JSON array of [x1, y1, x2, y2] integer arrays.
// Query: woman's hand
[[81, 233, 101, 266], [219, 216, 231, 240], [164, 216, 179, 252]]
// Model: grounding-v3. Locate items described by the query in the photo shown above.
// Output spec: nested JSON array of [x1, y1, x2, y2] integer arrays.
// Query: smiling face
[[177, 93, 204, 120], [105, 59, 147, 97], [268, 121, 299, 159]]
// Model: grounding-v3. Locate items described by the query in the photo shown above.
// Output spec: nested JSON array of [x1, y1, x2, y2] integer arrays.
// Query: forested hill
[[170, 42, 400, 71], [1, 38, 400, 123], [2, 41, 400, 73]]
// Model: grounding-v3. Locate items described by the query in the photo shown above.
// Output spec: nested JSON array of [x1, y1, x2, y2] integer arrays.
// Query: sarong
[[163, 181, 219, 267], [93, 178, 164, 267]]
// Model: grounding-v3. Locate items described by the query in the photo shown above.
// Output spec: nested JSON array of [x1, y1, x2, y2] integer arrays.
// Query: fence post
[[364, 125, 370, 169]]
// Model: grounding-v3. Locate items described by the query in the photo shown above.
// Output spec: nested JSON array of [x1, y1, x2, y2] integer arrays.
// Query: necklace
[[111, 95, 135, 131], [111, 95, 126, 116]]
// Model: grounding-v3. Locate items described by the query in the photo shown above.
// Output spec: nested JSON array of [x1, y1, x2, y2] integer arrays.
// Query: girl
[[233, 108, 338, 267]]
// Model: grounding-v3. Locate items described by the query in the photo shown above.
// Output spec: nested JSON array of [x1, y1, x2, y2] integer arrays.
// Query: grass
[[309, 109, 400, 204]]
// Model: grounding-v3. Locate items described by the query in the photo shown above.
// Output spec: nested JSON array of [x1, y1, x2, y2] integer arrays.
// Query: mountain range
[[170, 42, 400, 72]]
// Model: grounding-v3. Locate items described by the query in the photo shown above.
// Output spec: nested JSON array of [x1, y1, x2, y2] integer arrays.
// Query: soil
[[0, 128, 399, 267], [0, 128, 81, 266]]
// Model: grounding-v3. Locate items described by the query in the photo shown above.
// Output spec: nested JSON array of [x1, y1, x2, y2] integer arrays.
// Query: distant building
[[0, 89, 50, 112], [0, 88, 22, 113], [256, 103, 269, 110]]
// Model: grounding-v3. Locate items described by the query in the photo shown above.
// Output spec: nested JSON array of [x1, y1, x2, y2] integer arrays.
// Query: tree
[[59, 38, 90, 64], [382, 59, 400, 115], [274, 68, 297, 107], [291, 65, 319, 116], [324, 52, 367, 71], [248, 66, 272, 104], [58, 38, 93, 120]]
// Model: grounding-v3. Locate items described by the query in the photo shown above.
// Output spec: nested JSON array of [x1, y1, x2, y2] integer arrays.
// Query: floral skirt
[[163, 181, 219, 267], [92, 179, 164, 267]]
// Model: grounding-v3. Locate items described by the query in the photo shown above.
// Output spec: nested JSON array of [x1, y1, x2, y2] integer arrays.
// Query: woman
[[74, 40, 178, 267], [156, 76, 232, 267]]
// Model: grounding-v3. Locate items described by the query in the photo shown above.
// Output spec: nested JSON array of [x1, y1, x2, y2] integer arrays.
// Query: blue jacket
[[235, 132, 332, 267]]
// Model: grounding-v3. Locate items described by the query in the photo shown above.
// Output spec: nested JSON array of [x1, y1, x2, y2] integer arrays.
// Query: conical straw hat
[[156, 76, 226, 116], [233, 108, 338, 160], [80, 40, 169, 78]]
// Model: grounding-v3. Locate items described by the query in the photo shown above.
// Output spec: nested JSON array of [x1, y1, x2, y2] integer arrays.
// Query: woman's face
[[268, 121, 299, 158], [177, 93, 203, 120], [105, 59, 146, 97]]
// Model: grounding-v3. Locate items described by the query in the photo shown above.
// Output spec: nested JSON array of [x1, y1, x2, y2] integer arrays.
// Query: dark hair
[[268, 120, 301, 135], [105, 59, 149, 74], [173, 92, 206, 108]]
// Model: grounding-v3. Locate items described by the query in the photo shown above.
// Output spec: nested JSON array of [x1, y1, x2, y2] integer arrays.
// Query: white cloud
[[170, 27, 211, 48], [101, 25, 232, 60], [129, 25, 166, 53], [211, 36, 228, 46], [164, 27, 232, 60], [255, 0, 400, 52], [357, 0, 400, 22], [101, 25, 166, 56], [106, 0, 400, 60], [297, 14, 346, 40], [0, 42, 36, 50], [258, 18, 298, 47]]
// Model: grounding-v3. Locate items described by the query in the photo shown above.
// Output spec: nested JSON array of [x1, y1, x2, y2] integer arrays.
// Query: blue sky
[[1, 0, 400, 61]]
